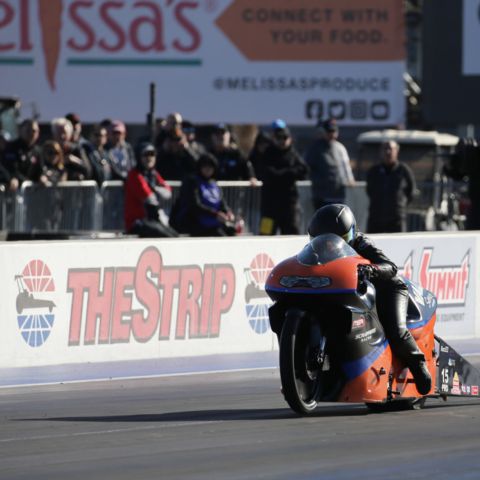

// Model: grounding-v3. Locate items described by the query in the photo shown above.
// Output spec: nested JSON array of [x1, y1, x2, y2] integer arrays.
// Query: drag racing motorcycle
[[265, 233, 480, 415]]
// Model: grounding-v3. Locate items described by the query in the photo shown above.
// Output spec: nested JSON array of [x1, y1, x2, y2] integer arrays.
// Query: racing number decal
[[441, 368, 450, 393]]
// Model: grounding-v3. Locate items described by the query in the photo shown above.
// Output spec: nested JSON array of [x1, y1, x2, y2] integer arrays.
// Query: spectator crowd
[[0, 111, 417, 238]]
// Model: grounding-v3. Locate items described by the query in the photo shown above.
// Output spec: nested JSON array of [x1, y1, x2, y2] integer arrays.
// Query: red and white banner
[[0, 0, 406, 125]]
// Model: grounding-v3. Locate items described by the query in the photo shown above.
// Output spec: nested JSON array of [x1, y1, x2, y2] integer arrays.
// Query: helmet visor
[[342, 224, 355, 244]]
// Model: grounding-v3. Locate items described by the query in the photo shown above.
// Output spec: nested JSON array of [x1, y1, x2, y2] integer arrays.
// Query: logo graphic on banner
[[244, 253, 274, 334], [15, 259, 56, 347], [399, 252, 413, 280], [67, 247, 235, 345], [418, 249, 470, 306], [399, 249, 470, 307]]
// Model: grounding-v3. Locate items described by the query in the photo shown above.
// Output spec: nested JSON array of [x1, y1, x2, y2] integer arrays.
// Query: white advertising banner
[[463, 0, 480, 75], [0, 232, 475, 371], [375, 233, 477, 339], [0, 0, 406, 125], [0, 236, 306, 368]]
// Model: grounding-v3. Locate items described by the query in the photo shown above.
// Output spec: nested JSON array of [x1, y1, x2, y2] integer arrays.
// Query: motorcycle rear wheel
[[279, 310, 324, 415]]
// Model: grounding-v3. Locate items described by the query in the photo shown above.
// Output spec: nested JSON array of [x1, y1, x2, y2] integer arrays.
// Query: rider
[[307, 203, 432, 395]]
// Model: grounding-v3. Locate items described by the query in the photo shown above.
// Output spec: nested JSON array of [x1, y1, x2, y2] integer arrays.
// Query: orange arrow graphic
[[39, 0, 63, 90], [216, 0, 405, 61]]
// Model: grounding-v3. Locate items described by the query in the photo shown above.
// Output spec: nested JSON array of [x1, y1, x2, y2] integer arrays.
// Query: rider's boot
[[407, 352, 432, 395], [395, 334, 432, 395]]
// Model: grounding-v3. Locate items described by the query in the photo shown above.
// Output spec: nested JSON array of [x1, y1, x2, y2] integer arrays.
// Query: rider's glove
[[357, 264, 378, 281]]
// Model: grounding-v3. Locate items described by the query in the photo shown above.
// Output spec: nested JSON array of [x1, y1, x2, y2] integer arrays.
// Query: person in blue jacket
[[169, 153, 236, 237]]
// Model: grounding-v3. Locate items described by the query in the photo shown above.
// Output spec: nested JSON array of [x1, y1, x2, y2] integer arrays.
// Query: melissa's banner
[[0, 0, 406, 125]]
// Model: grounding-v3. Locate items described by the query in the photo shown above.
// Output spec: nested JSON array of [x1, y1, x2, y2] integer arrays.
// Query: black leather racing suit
[[351, 232, 422, 364]]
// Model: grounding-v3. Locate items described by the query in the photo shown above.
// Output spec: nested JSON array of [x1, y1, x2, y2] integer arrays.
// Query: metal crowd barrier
[[100, 180, 263, 234], [17, 181, 102, 232], [100, 181, 125, 231], [0, 180, 454, 235], [0, 186, 7, 230]]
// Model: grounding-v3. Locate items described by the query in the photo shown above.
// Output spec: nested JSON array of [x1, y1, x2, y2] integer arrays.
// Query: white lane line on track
[[0, 420, 222, 444], [0, 366, 277, 389]]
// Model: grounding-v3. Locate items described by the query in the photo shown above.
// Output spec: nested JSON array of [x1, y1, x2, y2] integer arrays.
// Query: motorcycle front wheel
[[279, 310, 324, 415]]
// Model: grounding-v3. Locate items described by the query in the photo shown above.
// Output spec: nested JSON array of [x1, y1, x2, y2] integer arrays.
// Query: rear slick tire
[[279, 310, 322, 416]]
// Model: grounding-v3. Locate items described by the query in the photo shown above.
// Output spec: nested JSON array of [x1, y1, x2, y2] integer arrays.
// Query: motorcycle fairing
[[338, 304, 436, 401], [266, 255, 369, 297], [403, 277, 437, 329], [341, 339, 389, 381], [336, 311, 392, 402], [436, 335, 480, 397]]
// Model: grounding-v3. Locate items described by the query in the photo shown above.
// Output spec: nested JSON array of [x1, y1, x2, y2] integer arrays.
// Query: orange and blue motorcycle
[[265, 233, 480, 415]]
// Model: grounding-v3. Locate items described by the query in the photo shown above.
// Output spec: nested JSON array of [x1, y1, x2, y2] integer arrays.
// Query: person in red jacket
[[124, 143, 178, 237]]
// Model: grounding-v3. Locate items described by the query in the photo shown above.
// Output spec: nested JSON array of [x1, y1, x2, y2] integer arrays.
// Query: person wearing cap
[[105, 120, 136, 180], [257, 119, 308, 235], [169, 152, 236, 236], [208, 123, 257, 183], [124, 143, 178, 238], [305, 117, 355, 209]]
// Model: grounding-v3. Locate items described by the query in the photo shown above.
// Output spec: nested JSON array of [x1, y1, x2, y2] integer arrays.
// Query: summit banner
[[0, 0, 406, 125]]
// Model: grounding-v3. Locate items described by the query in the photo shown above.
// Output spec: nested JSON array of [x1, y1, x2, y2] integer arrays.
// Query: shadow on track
[[17, 404, 369, 423], [17, 398, 479, 424], [423, 398, 480, 409]]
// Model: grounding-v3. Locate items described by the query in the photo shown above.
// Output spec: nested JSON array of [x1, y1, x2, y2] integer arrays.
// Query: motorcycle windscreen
[[297, 234, 358, 266]]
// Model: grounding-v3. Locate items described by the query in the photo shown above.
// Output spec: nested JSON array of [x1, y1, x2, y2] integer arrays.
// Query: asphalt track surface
[[1, 356, 480, 480]]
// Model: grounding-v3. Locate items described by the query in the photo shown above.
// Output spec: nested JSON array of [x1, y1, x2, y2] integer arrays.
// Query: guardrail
[[0, 180, 459, 235]]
